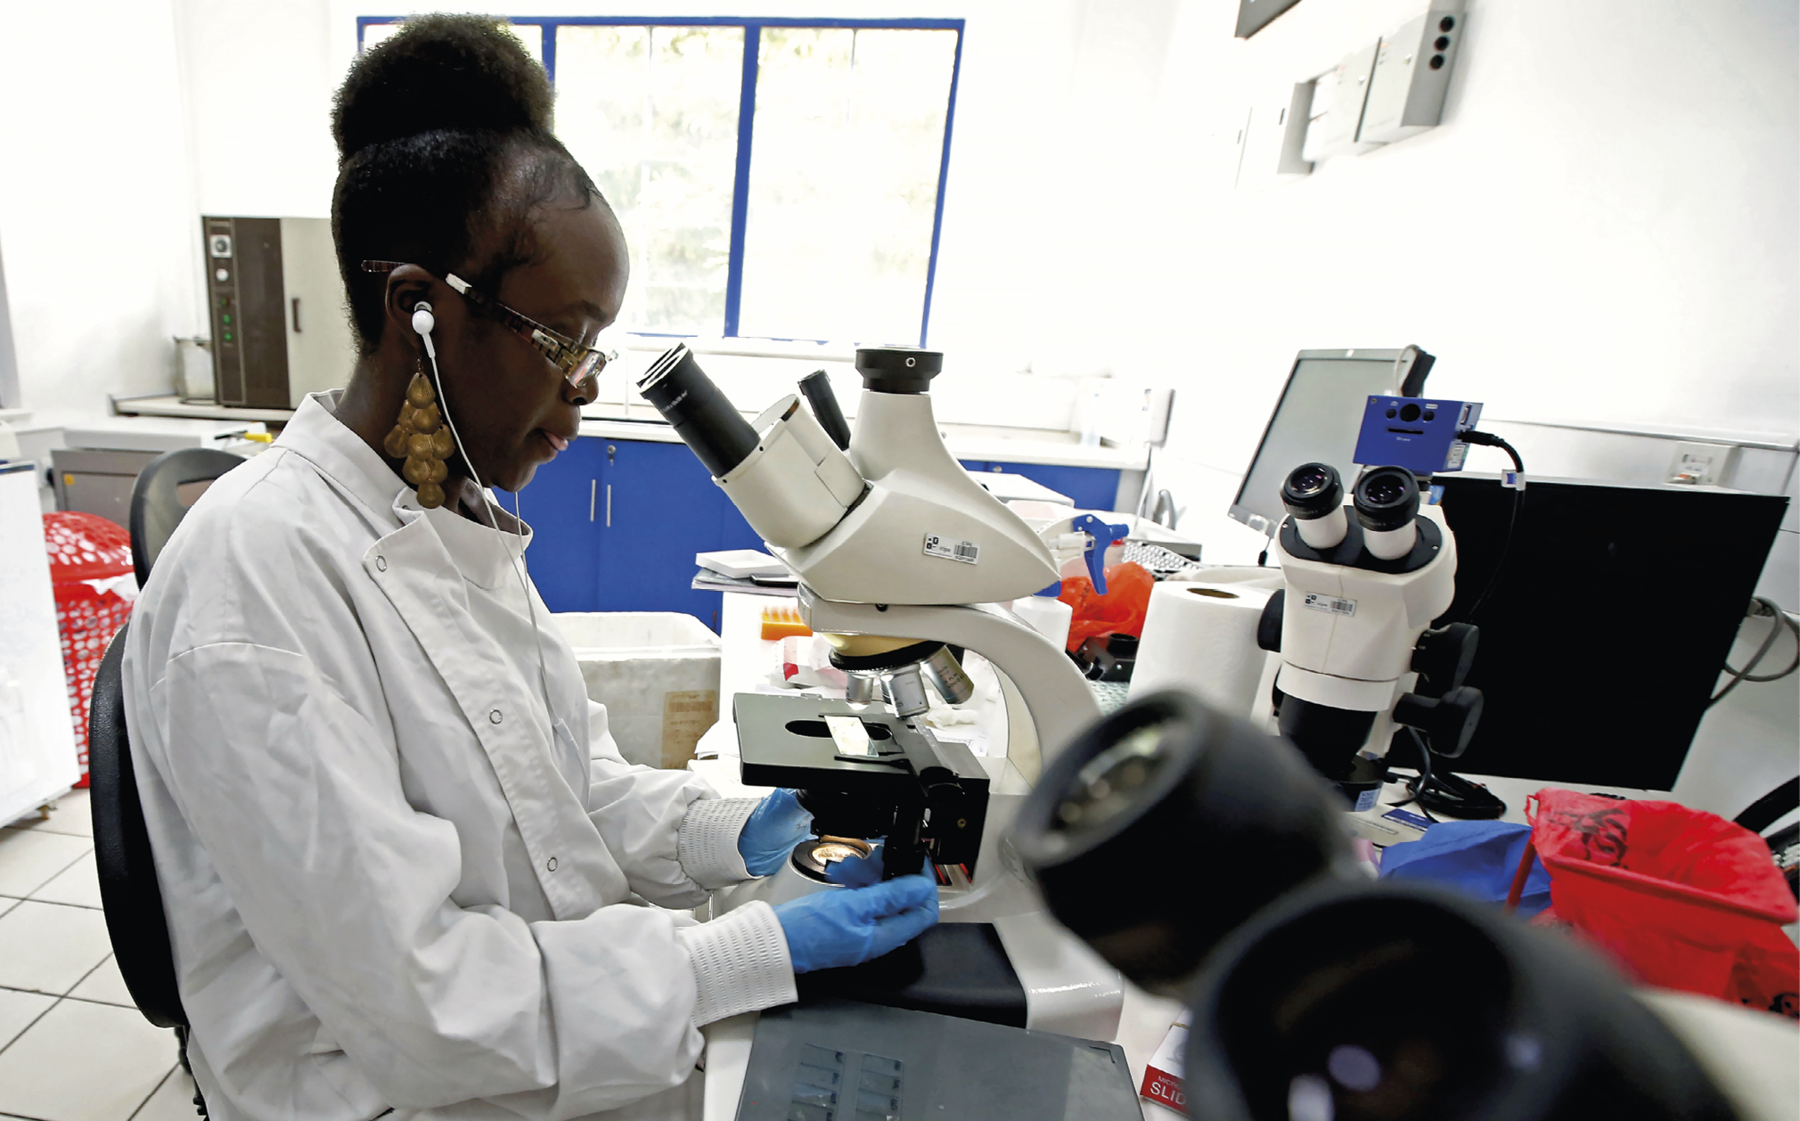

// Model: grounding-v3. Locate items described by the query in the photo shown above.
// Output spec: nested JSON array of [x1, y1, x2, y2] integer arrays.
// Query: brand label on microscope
[[1301, 592, 1357, 616], [923, 534, 980, 565]]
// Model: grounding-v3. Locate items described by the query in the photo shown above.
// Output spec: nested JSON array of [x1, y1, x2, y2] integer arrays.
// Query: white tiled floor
[[0, 788, 196, 1121]]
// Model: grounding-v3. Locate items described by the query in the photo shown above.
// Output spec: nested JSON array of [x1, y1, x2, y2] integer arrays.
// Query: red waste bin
[[43, 512, 135, 787], [1527, 788, 1799, 1017]]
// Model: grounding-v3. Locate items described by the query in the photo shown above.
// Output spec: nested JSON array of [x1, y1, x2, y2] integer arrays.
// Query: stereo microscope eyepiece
[[1181, 882, 1736, 1121], [1282, 463, 1348, 550], [1012, 690, 1354, 997], [638, 344, 761, 477], [1353, 466, 1421, 560]]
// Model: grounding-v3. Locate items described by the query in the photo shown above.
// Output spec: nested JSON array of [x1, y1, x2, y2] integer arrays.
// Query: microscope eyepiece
[[1283, 463, 1349, 550], [1281, 463, 1344, 521], [638, 344, 761, 477], [1013, 690, 1352, 996], [1351, 466, 1422, 560], [1352, 466, 1421, 533]]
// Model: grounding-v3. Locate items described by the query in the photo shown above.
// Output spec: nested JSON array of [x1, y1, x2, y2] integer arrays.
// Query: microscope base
[[713, 877, 1123, 1040], [796, 922, 1027, 1027]]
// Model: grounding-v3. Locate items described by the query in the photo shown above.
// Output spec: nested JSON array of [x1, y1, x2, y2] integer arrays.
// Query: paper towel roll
[[1128, 579, 1277, 720]]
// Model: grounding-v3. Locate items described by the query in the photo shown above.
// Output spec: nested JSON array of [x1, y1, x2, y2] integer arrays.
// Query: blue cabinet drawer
[[507, 437, 603, 613]]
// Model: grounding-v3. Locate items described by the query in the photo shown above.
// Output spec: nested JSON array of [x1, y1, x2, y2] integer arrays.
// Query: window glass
[[736, 27, 957, 343], [556, 25, 744, 335]]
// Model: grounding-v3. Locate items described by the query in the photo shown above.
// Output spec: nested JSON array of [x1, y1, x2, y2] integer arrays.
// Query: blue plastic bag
[[1379, 820, 1551, 917]]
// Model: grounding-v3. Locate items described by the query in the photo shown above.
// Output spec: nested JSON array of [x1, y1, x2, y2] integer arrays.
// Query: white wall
[[175, 0, 341, 218], [0, 235, 20, 409], [1133, 0, 1799, 558], [0, 0, 204, 416]]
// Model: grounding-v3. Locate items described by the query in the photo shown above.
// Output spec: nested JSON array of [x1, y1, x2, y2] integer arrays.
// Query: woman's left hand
[[737, 788, 813, 876]]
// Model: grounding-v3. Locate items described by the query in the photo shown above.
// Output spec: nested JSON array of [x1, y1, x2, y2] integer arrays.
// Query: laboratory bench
[[523, 425, 1145, 630]]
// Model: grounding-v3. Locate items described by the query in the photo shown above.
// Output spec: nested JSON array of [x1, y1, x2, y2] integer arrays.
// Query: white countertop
[[106, 394, 1149, 470], [577, 415, 1147, 471]]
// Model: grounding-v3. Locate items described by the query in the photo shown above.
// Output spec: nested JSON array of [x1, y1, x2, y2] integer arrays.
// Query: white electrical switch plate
[[1666, 441, 1740, 487], [1360, 4, 1465, 144], [1301, 42, 1381, 163], [1277, 81, 1316, 176]]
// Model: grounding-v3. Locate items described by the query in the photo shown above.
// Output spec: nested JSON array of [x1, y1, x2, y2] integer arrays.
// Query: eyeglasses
[[361, 261, 618, 386]]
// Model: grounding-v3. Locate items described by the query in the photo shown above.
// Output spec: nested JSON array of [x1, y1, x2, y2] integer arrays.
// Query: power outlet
[[1666, 441, 1739, 486]]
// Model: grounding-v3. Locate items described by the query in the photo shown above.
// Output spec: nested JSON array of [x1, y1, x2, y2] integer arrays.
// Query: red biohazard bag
[[1526, 789, 1799, 1018], [1058, 561, 1154, 653]]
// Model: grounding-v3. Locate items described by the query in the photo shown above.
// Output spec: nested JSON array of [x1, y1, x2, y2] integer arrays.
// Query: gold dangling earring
[[385, 363, 454, 509]]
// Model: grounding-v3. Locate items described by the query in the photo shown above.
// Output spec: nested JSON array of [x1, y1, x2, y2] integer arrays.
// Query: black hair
[[330, 15, 604, 352]]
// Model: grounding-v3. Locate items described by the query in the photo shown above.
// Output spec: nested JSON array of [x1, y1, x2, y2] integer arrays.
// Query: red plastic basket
[[43, 512, 135, 787]]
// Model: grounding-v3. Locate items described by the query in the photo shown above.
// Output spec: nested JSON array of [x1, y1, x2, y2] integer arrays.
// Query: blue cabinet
[[522, 436, 1128, 628], [505, 436, 603, 613], [517, 436, 765, 630], [597, 439, 759, 628], [959, 459, 1122, 511]]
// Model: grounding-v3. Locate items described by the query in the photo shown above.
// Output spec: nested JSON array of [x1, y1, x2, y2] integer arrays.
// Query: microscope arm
[[797, 586, 1100, 783]]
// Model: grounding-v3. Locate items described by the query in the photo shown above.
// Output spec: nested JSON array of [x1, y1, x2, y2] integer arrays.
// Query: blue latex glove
[[737, 789, 813, 877], [773, 873, 940, 973], [823, 842, 885, 888]]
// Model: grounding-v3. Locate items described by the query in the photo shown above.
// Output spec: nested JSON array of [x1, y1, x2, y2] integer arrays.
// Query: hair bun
[[332, 14, 553, 160]]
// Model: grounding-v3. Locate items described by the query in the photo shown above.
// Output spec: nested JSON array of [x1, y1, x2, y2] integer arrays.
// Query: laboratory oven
[[202, 217, 356, 409]]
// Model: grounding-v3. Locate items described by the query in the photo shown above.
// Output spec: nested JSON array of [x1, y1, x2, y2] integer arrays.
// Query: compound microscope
[[639, 344, 1123, 1039], [1255, 393, 1495, 810]]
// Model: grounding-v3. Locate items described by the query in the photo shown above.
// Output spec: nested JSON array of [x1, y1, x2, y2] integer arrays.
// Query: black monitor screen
[[1433, 475, 1787, 790]]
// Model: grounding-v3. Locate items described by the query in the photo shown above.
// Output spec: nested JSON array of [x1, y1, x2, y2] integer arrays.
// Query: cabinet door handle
[[605, 484, 612, 528], [291, 297, 301, 333], [589, 479, 596, 522]]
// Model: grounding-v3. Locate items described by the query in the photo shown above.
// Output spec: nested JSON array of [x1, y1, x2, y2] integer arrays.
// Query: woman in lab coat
[[121, 16, 936, 1120]]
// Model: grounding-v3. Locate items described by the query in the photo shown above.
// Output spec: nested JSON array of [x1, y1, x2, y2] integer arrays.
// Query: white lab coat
[[123, 392, 795, 1121]]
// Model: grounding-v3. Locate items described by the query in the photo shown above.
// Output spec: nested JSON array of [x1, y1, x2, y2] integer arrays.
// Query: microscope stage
[[734, 693, 989, 797]]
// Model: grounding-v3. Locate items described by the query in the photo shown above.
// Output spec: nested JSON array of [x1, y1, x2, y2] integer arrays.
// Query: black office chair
[[91, 627, 210, 1116], [88, 623, 186, 1029], [1737, 777, 1800, 901], [128, 447, 242, 586]]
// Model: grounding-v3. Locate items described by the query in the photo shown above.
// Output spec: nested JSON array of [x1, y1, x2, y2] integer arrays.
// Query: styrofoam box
[[551, 613, 722, 769]]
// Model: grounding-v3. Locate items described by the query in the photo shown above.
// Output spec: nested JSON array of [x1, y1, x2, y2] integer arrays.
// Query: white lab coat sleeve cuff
[[676, 797, 760, 889], [677, 901, 797, 1027]]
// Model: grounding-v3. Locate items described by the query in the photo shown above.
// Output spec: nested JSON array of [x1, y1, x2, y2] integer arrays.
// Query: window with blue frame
[[357, 17, 963, 347]]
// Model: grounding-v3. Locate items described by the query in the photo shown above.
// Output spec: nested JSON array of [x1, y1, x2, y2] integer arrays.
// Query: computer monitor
[[1434, 475, 1789, 790], [1229, 350, 1406, 535]]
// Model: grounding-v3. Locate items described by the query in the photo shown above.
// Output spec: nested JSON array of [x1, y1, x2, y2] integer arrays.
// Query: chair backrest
[[88, 623, 187, 1029], [129, 447, 243, 587]]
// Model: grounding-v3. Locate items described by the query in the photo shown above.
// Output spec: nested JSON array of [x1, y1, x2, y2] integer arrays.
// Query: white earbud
[[412, 301, 436, 357]]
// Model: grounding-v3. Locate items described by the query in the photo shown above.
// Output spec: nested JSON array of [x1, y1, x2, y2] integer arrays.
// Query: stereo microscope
[[639, 344, 1122, 1039], [1014, 690, 1794, 1121], [1257, 460, 1484, 808]]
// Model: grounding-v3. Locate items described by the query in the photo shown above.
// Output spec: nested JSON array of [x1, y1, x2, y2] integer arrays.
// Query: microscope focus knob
[[1393, 685, 1485, 758], [1411, 622, 1480, 695]]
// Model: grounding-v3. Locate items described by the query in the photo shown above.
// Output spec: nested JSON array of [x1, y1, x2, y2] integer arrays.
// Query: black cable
[[1384, 730, 1439, 823], [1457, 431, 1525, 623], [1393, 727, 1506, 820], [1710, 596, 1800, 707]]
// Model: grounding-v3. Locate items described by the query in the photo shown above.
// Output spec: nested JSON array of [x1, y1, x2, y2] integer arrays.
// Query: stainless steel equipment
[[202, 217, 356, 409]]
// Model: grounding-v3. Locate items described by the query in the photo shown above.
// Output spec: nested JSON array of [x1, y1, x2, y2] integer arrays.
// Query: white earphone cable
[[419, 328, 558, 732]]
